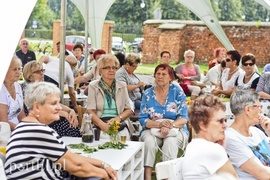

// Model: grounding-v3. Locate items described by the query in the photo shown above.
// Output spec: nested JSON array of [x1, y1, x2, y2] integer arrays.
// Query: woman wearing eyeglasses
[[116, 53, 144, 110], [175, 49, 202, 100], [87, 54, 135, 140], [22, 61, 81, 137], [233, 54, 260, 92], [0, 55, 26, 130], [182, 95, 237, 179], [225, 90, 270, 179], [212, 50, 243, 97]]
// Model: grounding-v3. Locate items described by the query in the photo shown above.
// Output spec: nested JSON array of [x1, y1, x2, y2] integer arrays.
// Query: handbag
[[150, 119, 179, 138], [179, 83, 190, 95]]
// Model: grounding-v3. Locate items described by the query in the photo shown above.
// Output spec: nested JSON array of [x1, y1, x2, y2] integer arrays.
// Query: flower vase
[[110, 133, 120, 144]]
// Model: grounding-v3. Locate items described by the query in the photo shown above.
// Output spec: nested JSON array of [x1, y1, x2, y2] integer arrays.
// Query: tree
[[218, 0, 242, 21], [28, 0, 56, 29]]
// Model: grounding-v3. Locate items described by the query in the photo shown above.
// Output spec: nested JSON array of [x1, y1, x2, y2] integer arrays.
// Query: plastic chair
[[155, 157, 184, 180], [0, 122, 10, 180], [0, 158, 6, 180]]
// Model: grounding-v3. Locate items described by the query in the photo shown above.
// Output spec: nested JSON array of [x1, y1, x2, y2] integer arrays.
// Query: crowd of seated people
[[3, 43, 270, 180]]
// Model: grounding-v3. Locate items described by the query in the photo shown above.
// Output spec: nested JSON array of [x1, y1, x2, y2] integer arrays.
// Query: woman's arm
[[240, 157, 270, 179], [190, 65, 201, 81], [56, 150, 117, 180], [88, 109, 110, 132], [216, 160, 238, 179], [0, 104, 17, 130], [59, 104, 78, 127]]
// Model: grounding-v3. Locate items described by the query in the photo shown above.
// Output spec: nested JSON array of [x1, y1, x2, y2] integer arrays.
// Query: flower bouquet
[[102, 120, 127, 149]]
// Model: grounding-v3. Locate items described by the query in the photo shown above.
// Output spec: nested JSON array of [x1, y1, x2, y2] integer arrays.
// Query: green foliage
[[27, 0, 270, 34], [218, 0, 243, 21], [98, 142, 128, 150], [28, 0, 56, 29], [68, 143, 97, 153]]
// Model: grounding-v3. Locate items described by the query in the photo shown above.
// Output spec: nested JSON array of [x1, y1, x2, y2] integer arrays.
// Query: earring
[[36, 114, 40, 118]]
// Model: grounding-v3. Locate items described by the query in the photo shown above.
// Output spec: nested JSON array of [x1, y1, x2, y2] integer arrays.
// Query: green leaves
[[98, 142, 128, 150], [68, 143, 97, 153], [68, 142, 128, 153]]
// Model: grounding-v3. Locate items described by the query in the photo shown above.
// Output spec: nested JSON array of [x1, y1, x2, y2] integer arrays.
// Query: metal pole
[[59, 0, 67, 103], [84, 0, 89, 73]]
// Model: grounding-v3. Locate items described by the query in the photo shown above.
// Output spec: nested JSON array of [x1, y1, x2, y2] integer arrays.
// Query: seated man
[[38, 55, 78, 112]]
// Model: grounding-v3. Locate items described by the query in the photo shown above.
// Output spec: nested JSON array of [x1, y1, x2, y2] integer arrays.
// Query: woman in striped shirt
[[5, 82, 117, 180]]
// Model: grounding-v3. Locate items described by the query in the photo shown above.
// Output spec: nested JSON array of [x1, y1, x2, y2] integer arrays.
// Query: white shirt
[[44, 57, 74, 88]]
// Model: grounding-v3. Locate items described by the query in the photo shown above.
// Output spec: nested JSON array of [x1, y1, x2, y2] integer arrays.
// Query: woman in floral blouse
[[139, 64, 189, 180]]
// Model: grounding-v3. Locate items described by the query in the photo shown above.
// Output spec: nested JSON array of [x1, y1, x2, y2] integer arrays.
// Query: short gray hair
[[24, 82, 61, 111], [230, 89, 260, 116], [96, 54, 119, 70], [184, 49, 195, 57]]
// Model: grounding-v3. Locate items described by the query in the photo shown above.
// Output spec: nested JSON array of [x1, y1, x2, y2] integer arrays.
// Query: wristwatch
[[172, 123, 176, 128], [119, 115, 123, 122]]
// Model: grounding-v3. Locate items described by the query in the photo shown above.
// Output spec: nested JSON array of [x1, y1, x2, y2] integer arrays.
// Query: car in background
[[129, 37, 144, 53], [66, 35, 91, 51], [112, 36, 126, 54]]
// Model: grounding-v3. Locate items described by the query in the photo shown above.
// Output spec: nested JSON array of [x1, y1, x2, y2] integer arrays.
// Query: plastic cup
[[121, 135, 126, 144], [94, 128, 101, 141]]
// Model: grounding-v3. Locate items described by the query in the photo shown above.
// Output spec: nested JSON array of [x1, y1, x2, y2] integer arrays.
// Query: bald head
[[65, 55, 77, 69]]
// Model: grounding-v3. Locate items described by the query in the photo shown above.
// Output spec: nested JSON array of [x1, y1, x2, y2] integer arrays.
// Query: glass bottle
[[82, 113, 94, 143]]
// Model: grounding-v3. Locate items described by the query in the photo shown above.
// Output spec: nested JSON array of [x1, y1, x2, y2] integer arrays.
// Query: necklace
[[229, 67, 239, 75], [245, 71, 255, 79]]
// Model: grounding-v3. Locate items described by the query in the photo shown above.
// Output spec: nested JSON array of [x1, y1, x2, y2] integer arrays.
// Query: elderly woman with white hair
[[226, 89, 270, 179], [4, 82, 117, 180], [175, 49, 202, 100], [87, 54, 135, 140], [0, 55, 26, 130]]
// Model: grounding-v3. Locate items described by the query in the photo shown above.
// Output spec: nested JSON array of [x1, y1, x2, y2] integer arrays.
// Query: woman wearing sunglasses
[[226, 89, 270, 179], [233, 54, 260, 92], [212, 50, 243, 97], [182, 95, 237, 179]]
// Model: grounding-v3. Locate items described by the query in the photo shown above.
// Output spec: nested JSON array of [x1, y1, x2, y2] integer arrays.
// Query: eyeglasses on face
[[186, 56, 194, 58], [225, 58, 233, 62], [243, 62, 254, 67], [252, 104, 263, 109], [102, 66, 118, 70], [217, 118, 227, 124], [33, 69, 45, 74]]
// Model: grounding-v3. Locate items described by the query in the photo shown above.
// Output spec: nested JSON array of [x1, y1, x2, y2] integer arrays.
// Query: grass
[[135, 63, 263, 75]]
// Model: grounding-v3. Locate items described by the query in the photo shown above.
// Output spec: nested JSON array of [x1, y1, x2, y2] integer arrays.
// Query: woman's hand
[[259, 115, 270, 135], [104, 166, 118, 180], [159, 119, 172, 128], [68, 109, 78, 128], [160, 127, 170, 137], [137, 82, 145, 88]]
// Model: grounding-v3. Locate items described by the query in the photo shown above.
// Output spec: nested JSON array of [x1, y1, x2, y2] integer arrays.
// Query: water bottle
[[82, 114, 94, 143]]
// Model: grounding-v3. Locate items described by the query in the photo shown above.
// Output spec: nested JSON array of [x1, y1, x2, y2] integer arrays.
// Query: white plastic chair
[[155, 157, 184, 180], [0, 122, 9, 180], [0, 122, 11, 144], [0, 158, 6, 180]]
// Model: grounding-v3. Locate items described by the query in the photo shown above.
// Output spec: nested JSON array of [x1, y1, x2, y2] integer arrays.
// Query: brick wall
[[52, 20, 114, 55], [142, 20, 270, 66], [102, 21, 114, 53]]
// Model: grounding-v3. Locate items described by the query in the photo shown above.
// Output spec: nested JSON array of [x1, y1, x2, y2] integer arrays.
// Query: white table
[[61, 137, 145, 180], [63, 93, 87, 106]]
